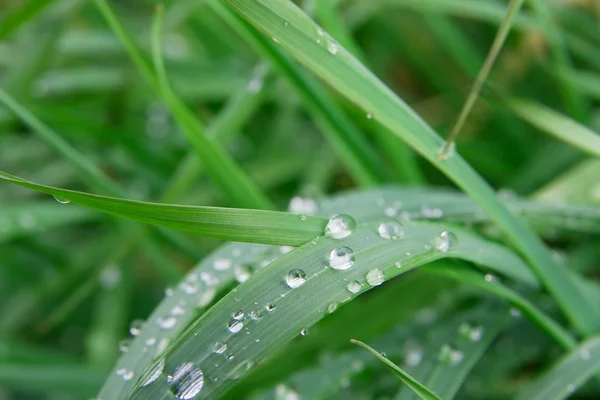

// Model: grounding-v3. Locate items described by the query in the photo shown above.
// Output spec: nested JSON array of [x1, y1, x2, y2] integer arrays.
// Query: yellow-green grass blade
[[220, 0, 599, 335], [352, 339, 442, 400]]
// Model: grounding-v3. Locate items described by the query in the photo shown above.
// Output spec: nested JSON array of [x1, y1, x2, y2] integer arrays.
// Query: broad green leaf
[[517, 336, 600, 400], [352, 339, 441, 400], [504, 97, 600, 157], [220, 0, 599, 335]]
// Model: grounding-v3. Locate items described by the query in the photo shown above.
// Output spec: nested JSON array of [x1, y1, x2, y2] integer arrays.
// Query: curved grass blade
[[0, 201, 96, 244], [111, 221, 537, 399], [221, 0, 599, 335], [535, 159, 600, 205], [0, 171, 326, 246], [503, 97, 600, 157], [516, 336, 600, 400], [351, 339, 441, 400]]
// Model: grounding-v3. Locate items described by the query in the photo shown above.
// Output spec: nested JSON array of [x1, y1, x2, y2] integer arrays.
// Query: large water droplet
[[347, 281, 361, 294], [142, 358, 165, 387], [438, 344, 463, 365], [366, 268, 384, 286], [325, 214, 356, 239], [169, 362, 204, 399], [228, 319, 244, 334], [433, 231, 456, 252], [129, 319, 144, 336], [53, 195, 70, 204], [214, 342, 227, 354], [285, 269, 307, 288], [329, 247, 355, 270], [377, 221, 404, 240]]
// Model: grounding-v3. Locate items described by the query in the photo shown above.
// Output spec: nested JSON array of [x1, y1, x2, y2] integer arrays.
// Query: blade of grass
[[0, 0, 55, 39], [516, 336, 600, 400], [351, 339, 442, 400], [439, 0, 525, 159], [502, 97, 600, 157], [221, 0, 599, 335]]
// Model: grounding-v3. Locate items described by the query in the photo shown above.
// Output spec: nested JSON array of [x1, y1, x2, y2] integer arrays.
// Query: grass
[[0, 0, 599, 399]]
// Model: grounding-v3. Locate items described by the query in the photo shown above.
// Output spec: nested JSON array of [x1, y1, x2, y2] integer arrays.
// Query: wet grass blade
[[221, 0, 599, 335], [516, 336, 600, 400], [351, 339, 441, 400]]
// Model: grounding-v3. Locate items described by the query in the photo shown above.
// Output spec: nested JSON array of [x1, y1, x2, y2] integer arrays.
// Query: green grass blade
[[503, 97, 600, 157], [351, 339, 442, 400], [0, 0, 55, 39], [439, 0, 525, 158], [0, 171, 325, 246], [221, 0, 599, 335], [516, 336, 600, 400], [535, 159, 600, 205]]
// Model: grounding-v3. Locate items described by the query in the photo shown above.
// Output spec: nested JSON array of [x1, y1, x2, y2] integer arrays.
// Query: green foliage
[[1, 0, 599, 399]]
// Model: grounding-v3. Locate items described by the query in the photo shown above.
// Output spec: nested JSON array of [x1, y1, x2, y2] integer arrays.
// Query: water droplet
[[165, 287, 174, 297], [276, 384, 300, 400], [145, 337, 156, 346], [130, 319, 144, 336], [566, 383, 576, 394], [405, 347, 423, 367], [327, 40, 339, 55], [421, 204, 443, 219], [156, 338, 169, 355], [157, 316, 177, 330], [266, 303, 276, 312], [300, 328, 309, 336], [580, 348, 591, 360], [438, 344, 463, 365], [329, 246, 355, 270], [484, 274, 500, 283], [283, 20, 289, 27], [317, 27, 324, 36], [347, 281, 361, 294], [433, 231, 456, 252], [247, 78, 263, 93], [286, 269, 307, 288], [53, 195, 70, 204], [367, 113, 372, 119], [327, 303, 338, 314], [366, 268, 384, 286], [272, 36, 281, 44], [229, 360, 253, 380], [214, 258, 232, 271], [459, 323, 484, 342], [234, 265, 252, 283], [280, 246, 294, 254], [288, 196, 318, 215], [232, 311, 244, 320], [384, 206, 397, 217], [325, 214, 356, 239], [198, 288, 216, 307], [171, 305, 185, 316], [116, 368, 134, 381], [168, 362, 204, 399], [119, 339, 131, 353], [394, 261, 402, 269], [249, 310, 262, 320], [228, 319, 244, 333], [142, 358, 165, 387], [214, 342, 227, 354], [377, 221, 404, 240], [510, 307, 522, 318]]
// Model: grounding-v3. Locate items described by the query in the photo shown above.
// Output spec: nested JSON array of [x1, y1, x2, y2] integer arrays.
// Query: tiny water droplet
[[213, 258, 232, 271], [171, 305, 185, 316], [459, 323, 484, 342], [327, 303, 338, 313], [510, 307, 522, 318], [266, 303, 276, 312], [53, 195, 70, 204], [288, 196, 318, 215], [327, 40, 339, 55], [280, 246, 294, 254], [580, 348, 591, 360], [118, 339, 131, 353], [249, 310, 263, 320], [329, 246, 355, 270], [438, 344, 463, 365], [286, 269, 307, 288], [433, 231, 456, 252], [366, 268, 384, 286], [129, 319, 144, 336], [229, 360, 254, 380], [232, 311, 244, 320], [484, 274, 500, 283], [213, 342, 227, 354], [157, 316, 177, 330], [142, 358, 165, 387], [366, 113, 372, 119], [116, 368, 134, 381], [317, 28, 324, 36], [234, 265, 252, 283], [394, 261, 402, 269], [347, 281, 361, 294], [272, 36, 281, 44], [300, 328, 309, 336], [325, 214, 356, 239], [283, 20, 289, 27], [378, 221, 404, 239], [228, 319, 244, 333]]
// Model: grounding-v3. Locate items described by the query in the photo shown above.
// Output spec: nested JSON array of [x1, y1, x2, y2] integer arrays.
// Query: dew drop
[[377, 221, 404, 240], [327, 303, 338, 314], [405, 347, 423, 367], [213, 258, 232, 271], [145, 337, 157, 346], [228, 319, 244, 334], [394, 261, 402, 269], [433, 231, 456, 252], [317, 27, 324, 36], [288, 196, 318, 215], [168, 362, 204, 399], [280, 246, 294, 255], [286, 269, 307, 288], [198, 288, 216, 307], [484, 274, 500, 283], [229, 360, 254, 380], [300, 328, 309, 336], [266, 303, 276, 312], [129, 319, 144, 336], [327, 40, 339, 55], [347, 281, 361, 294], [459, 323, 484, 342], [118, 339, 131, 353], [213, 342, 227, 354], [53, 195, 70, 204], [142, 358, 165, 387], [171, 305, 185, 316], [246, 78, 263, 94], [249, 310, 263, 320], [580, 348, 591, 360], [438, 344, 463, 365], [325, 214, 356, 239], [283, 20, 289, 27], [234, 265, 252, 283], [329, 246, 355, 270], [366, 268, 384, 286], [367, 113, 373, 119], [276, 383, 300, 400], [510, 307, 522, 318], [116, 368, 134, 381], [232, 311, 244, 320], [272, 36, 281, 44]]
